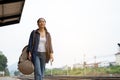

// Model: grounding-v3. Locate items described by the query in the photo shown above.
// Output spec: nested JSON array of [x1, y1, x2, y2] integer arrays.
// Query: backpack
[[18, 45, 34, 75], [18, 45, 28, 63], [18, 30, 35, 75]]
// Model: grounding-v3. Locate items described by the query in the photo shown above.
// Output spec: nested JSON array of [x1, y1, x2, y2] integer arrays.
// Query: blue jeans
[[34, 52, 46, 80]]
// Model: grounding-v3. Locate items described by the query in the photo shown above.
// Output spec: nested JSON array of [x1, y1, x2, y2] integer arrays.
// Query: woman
[[27, 18, 54, 80]]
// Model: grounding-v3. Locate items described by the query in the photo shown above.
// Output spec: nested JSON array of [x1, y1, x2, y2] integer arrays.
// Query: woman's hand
[[28, 52, 32, 60], [50, 53, 54, 62], [50, 53, 54, 65]]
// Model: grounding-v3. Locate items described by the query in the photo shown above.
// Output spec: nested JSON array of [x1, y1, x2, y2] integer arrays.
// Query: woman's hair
[[37, 18, 46, 24], [37, 18, 47, 32]]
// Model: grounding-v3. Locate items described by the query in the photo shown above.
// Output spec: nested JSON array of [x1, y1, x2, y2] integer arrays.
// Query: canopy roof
[[0, 0, 25, 27]]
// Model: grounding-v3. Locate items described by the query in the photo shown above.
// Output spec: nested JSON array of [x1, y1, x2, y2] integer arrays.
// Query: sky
[[0, 0, 120, 68]]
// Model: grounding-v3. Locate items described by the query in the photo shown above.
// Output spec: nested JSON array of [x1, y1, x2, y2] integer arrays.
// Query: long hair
[[37, 18, 48, 32]]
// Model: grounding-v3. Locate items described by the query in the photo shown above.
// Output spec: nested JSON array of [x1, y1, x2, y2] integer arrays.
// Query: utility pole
[[94, 56, 96, 67], [50, 61, 53, 76], [94, 56, 97, 75], [83, 53, 86, 76]]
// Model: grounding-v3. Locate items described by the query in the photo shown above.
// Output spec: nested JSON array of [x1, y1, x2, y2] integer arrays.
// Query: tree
[[0, 52, 7, 71], [4, 68, 10, 76], [14, 70, 21, 76]]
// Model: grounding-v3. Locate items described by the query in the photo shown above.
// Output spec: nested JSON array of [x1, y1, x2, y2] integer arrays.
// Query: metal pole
[[50, 61, 53, 76]]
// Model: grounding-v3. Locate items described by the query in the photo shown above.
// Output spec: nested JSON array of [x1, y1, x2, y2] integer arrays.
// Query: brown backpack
[[18, 30, 35, 75], [18, 45, 34, 75]]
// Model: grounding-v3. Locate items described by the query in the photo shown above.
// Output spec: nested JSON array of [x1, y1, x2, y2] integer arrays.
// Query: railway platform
[[17, 75, 120, 80]]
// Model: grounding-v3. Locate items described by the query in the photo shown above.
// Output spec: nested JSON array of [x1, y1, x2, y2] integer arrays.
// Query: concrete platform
[[0, 77, 21, 80]]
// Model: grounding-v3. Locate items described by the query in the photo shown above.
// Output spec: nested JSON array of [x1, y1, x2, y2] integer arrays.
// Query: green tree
[[4, 68, 10, 76], [14, 70, 20, 76], [0, 52, 7, 71]]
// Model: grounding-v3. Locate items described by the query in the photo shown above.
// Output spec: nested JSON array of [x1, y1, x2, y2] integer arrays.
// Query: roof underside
[[0, 0, 25, 27]]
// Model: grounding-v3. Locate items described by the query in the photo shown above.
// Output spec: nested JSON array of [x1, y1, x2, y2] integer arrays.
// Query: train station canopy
[[0, 0, 25, 27]]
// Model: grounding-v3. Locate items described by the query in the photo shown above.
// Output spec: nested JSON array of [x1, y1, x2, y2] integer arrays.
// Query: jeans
[[34, 52, 46, 80]]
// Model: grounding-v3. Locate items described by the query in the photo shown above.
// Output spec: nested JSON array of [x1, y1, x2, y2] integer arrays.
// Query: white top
[[37, 36, 46, 52]]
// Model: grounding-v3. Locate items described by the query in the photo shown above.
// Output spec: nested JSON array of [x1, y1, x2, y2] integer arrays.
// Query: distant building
[[87, 62, 100, 68], [62, 65, 69, 70], [0, 71, 4, 76], [98, 61, 110, 67], [109, 62, 116, 66], [73, 63, 83, 68], [115, 52, 120, 65], [72, 62, 101, 68]]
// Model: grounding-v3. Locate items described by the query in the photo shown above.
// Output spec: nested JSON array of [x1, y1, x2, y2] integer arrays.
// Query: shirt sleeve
[[48, 32, 53, 53], [27, 30, 34, 53]]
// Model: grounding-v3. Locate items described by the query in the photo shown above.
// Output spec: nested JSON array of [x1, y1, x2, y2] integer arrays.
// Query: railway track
[[18, 75, 120, 80]]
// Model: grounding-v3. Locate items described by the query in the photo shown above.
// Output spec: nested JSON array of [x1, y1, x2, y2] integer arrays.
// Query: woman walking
[[27, 18, 54, 80]]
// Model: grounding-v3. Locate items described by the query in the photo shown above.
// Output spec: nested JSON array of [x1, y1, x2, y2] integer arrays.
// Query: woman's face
[[38, 18, 46, 28]]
